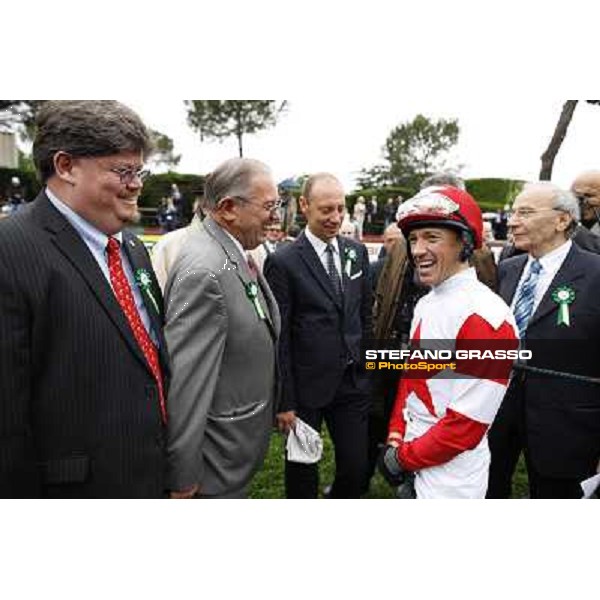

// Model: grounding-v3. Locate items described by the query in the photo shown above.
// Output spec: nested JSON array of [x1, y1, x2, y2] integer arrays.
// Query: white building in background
[[0, 132, 18, 168]]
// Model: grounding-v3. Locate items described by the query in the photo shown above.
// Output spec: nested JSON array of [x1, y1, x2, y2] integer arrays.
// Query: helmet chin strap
[[458, 231, 475, 262]]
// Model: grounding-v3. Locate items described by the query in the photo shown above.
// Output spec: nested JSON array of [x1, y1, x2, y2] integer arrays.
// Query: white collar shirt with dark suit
[[263, 228, 373, 498], [489, 242, 600, 495], [46, 187, 156, 341], [263, 228, 372, 413], [0, 191, 169, 498]]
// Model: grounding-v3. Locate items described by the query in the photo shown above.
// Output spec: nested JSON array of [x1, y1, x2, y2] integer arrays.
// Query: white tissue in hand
[[286, 418, 323, 464]]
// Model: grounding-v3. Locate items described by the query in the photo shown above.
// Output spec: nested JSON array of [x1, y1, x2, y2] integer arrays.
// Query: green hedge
[[138, 171, 205, 209], [465, 178, 524, 211]]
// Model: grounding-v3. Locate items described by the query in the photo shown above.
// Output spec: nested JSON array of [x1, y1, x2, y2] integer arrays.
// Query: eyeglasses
[[109, 167, 151, 185], [508, 207, 562, 221], [232, 196, 283, 214]]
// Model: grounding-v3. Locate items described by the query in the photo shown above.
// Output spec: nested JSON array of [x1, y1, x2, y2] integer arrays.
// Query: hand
[[170, 484, 199, 499], [276, 411, 296, 435], [387, 432, 403, 448], [377, 444, 406, 488]]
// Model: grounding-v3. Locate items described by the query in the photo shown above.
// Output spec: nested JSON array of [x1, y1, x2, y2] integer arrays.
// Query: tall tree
[[539, 100, 600, 180], [148, 129, 181, 170], [185, 100, 287, 157], [384, 114, 459, 187], [357, 114, 460, 189]]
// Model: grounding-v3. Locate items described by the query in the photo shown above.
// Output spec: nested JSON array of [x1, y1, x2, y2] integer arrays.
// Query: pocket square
[[350, 270, 363, 280]]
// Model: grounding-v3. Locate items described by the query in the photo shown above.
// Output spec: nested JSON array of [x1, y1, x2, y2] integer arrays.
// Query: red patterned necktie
[[106, 237, 167, 424], [246, 252, 259, 280]]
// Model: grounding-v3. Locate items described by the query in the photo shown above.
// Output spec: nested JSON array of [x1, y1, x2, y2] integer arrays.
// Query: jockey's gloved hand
[[377, 444, 406, 488]]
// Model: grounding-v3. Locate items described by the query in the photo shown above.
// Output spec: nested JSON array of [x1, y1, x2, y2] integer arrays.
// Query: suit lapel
[[121, 230, 169, 369], [37, 195, 150, 371], [203, 216, 278, 338], [298, 232, 342, 309], [499, 255, 526, 305], [528, 245, 586, 329], [337, 236, 352, 314]]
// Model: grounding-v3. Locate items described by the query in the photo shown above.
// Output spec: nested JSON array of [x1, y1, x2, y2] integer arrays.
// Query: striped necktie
[[513, 259, 542, 338]]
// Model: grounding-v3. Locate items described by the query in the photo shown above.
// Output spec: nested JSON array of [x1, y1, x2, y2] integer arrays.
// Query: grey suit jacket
[[164, 216, 280, 497]]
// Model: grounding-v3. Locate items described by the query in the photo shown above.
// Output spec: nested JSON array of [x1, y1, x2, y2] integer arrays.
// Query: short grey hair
[[420, 171, 466, 190], [33, 100, 153, 183], [202, 157, 272, 212], [522, 181, 580, 237]]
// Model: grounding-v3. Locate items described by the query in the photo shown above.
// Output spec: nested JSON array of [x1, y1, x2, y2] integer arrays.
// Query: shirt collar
[[432, 266, 477, 294], [221, 226, 247, 258], [46, 186, 123, 250], [305, 226, 340, 256], [529, 239, 572, 273]]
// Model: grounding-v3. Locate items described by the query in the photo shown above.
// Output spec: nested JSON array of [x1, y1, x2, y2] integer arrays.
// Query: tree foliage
[[185, 100, 287, 157], [0, 100, 46, 136], [384, 114, 459, 187], [148, 129, 181, 169], [357, 114, 460, 189]]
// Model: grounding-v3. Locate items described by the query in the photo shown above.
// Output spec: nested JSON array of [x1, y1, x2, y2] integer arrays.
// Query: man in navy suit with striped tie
[[264, 173, 372, 498], [487, 182, 600, 498]]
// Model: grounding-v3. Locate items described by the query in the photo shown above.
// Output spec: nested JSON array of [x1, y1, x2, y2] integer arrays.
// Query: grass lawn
[[249, 429, 529, 499]]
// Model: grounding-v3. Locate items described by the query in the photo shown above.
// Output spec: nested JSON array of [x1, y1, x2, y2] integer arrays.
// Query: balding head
[[571, 170, 600, 224], [383, 223, 403, 253], [300, 172, 346, 241], [509, 182, 578, 257], [301, 172, 344, 203]]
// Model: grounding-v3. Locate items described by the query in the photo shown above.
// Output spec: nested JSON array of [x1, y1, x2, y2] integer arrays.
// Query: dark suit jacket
[[498, 243, 600, 479], [264, 231, 372, 413], [0, 192, 169, 498]]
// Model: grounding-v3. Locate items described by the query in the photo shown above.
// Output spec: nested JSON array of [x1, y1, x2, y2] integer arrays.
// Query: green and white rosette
[[344, 247, 357, 277], [135, 268, 160, 313], [551, 285, 575, 327], [245, 281, 266, 320]]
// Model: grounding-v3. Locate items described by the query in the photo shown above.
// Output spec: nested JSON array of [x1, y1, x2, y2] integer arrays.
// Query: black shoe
[[322, 484, 333, 499]]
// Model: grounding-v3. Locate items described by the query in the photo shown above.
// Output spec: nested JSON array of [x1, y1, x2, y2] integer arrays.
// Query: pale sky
[[121, 98, 600, 193]]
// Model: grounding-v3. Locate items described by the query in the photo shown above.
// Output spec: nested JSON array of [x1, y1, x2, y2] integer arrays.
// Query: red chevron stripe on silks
[[453, 314, 519, 384], [388, 314, 517, 471], [396, 408, 488, 471]]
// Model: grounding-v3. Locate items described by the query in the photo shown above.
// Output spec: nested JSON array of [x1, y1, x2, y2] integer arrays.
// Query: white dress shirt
[[511, 240, 572, 314], [304, 226, 343, 278]]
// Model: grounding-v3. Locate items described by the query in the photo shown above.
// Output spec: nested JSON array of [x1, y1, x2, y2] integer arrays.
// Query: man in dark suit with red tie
[[264, 172, 372, 498], [0, 101, 169, 498]]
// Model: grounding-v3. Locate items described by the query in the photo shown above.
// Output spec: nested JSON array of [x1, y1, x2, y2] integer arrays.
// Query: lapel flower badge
[[343, 247, 357, 277], [245, 281, 266, 320], [551, 284, 575, 327], [135, 268, 160, 313]]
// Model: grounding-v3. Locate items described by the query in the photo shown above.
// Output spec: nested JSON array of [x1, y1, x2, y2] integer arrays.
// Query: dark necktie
[[513, 259, 542, 338], [325, 243, 343, 299], [106, 237, 167, 424]]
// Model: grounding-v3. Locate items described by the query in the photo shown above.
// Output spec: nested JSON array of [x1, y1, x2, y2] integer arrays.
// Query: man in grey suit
[[164, 158, 281, 499]]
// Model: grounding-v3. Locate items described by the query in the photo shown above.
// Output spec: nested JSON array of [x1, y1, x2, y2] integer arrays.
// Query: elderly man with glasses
[[487, 182, 600, 498], [164, 157, 281, 499], [0, 100, 169, 498]]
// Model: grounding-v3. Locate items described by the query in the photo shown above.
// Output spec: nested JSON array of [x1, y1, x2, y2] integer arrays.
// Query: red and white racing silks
[[388, 268, 519, 498]]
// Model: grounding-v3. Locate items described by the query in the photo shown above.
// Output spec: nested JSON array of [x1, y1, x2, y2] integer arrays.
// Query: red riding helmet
[[396, 185, 483, 250]]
